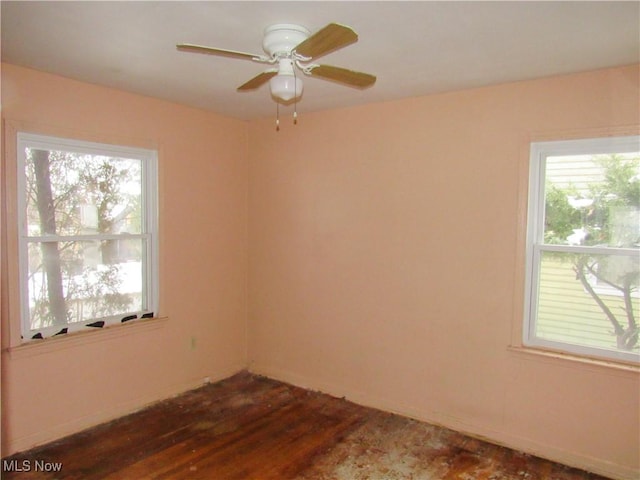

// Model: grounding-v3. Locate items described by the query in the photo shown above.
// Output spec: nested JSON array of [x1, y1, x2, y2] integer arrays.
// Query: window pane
[[26, 238, 145, 330], [543, 153, 639, 247], [24, 148, 143, 237], [535, 251, 640, 355]]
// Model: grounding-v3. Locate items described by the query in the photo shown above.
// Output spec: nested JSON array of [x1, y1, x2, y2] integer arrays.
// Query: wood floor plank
[[1, 373, 612, 479]]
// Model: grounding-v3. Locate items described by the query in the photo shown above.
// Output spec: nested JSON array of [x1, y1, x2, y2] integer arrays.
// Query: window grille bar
[[26, 233, 149, 242], [535, 244, 640, 256]]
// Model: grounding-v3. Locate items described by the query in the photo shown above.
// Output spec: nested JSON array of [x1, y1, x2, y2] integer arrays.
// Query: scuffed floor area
[[2, 372, 611, 479], [299, 411, 597, 480]]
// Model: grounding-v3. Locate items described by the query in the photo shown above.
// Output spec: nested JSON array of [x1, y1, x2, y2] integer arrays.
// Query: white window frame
[[524, 135, 640, 364], [17, 132, 159, 341]]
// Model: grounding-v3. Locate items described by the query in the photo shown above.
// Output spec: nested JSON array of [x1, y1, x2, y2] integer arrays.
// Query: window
[[524, 135, 640, 363], [17, 133, 158, 340]]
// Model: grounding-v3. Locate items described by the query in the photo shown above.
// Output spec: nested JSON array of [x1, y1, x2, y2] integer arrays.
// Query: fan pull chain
[[293, 71, 299, 125], [276, 103, 280, 132]]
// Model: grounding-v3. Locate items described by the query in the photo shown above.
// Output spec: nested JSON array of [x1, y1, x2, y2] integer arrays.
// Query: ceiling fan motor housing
[[262, 24, 310, 57]]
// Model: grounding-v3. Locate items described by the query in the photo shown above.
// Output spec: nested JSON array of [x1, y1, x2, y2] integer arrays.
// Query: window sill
[[507, 345, 639, 375], [3, 317, 168, 360]]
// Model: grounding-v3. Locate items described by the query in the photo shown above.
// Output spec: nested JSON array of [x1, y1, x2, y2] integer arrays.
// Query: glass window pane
[[535, 251, 640, 355], [24, 148, 143, 237], [26, 239, 145, 330], [543, 152, 639, 247]]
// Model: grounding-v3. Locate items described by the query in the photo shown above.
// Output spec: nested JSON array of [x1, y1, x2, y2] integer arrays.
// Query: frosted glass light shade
[[269, 74, 303, 102]]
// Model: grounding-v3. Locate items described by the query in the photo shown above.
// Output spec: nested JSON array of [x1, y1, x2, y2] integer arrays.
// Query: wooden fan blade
[[237, 70, 278, 91], [309, 65, 376, 88], [294, 23, 358, 59], [177, 43, 261, 61]]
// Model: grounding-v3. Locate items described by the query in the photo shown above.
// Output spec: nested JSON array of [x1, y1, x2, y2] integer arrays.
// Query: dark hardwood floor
[[2, 372, 611, 479]]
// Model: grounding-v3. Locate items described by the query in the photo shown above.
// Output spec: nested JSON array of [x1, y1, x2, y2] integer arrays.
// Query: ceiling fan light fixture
[[269, 58, 303, 102], [269, 73, 303, 102], [177, 22, 375, 111]]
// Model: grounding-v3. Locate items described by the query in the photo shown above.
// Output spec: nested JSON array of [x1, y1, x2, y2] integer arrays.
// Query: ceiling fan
[[176, 23, 376, 105]]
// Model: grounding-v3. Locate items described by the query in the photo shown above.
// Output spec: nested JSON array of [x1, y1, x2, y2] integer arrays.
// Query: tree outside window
[[18, 134, 157, 339], [526, 137, 639, 363]]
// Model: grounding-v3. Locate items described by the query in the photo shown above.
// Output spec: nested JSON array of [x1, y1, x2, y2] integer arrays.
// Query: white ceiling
[[2, 1, 639, 121]]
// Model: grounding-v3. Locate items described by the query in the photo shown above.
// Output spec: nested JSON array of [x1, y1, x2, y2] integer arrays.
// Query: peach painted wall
[[2, 61, 639, 479], [247, 65, 640, 479], [1, 64, 248, 455]]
